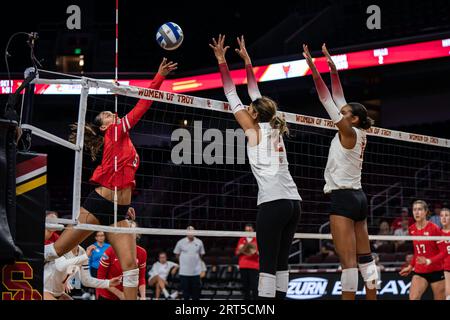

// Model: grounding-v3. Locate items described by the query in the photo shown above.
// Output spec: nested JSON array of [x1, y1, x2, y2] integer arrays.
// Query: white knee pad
[[123, 268, 139, 288], [258, 273, 276, 298], [44, 243, 59, 262], [276, 270, 289, 293], [341, 268, 358, 292], [358, 260, 379, 290]]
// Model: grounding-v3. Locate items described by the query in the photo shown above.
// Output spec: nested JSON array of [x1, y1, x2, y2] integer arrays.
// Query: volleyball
[[156, 22, 184, 50]]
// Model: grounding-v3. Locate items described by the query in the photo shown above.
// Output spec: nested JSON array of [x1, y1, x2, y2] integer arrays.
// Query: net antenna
[[113, 0, 119, 228]]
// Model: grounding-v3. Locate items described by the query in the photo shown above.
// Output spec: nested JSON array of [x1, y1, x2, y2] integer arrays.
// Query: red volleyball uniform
[[44, 232, 59, 245], [96, 245, 147, 300], [409, 222, 445, 274], [235, 237, 259, 270], [90, 73, 165, 190], [440, 229, 450, 271]]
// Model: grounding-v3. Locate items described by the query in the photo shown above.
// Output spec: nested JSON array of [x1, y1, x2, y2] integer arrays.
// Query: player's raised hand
[[302, 44, 318, 75], [158, 57, 178, 76], [209, 34, 230, 64], [235, 35, 251, 65], [322, 43, 337, 73]]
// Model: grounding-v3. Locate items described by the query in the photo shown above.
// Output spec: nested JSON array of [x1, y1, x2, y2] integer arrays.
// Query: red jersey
[[391, 217, 414, 231], [235, 237, 259, 270], [439, 229, 450, 271], [90, 73, 165, 190], [409, 222, 445, 274], [96, 245, 147, 300], [44, 232, 59, 245]]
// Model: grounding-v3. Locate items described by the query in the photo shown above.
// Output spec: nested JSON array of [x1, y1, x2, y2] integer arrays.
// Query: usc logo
[[2, 262, 42, 300]]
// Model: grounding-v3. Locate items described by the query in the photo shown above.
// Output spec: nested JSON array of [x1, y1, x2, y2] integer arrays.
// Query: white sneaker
[[169, 291, 178, 299]]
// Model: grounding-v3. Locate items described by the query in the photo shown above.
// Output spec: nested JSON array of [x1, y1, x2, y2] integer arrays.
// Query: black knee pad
[[358, 253, 373, 264]]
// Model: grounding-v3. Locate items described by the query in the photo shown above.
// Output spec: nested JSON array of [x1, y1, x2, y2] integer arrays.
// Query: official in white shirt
[[173, 226, 205, 300]]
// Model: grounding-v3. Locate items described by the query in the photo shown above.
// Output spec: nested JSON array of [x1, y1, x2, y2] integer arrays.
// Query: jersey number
[[415, 244, 426, 254]]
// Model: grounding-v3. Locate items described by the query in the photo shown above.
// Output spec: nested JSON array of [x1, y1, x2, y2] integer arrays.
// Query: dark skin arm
[[302, 44, 356, 149]]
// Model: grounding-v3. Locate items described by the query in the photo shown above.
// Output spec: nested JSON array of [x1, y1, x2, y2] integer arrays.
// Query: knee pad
[[275, 270, 289, 293], [258, 273, 276, 298], [122, 268, 139, 288], [358, 255, 378, 290], [341, 268, 358, 292]]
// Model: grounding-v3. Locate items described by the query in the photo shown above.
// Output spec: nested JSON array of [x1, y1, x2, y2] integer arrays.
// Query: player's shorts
[[329, 189, 368, 222], [82, 190, 129, 226], [413, 270, 445, 283]]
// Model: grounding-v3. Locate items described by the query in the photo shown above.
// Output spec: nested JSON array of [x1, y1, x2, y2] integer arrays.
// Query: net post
[[72, 78, 89, 223]]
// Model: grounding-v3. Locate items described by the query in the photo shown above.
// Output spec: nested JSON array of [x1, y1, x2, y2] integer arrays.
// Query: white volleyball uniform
[[44, 246, 110, 297], [324, 127, 369, 221], [247, 122, 301, 205]]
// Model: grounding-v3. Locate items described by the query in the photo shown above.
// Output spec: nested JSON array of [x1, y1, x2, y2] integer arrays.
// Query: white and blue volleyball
[[156, 22, 184, 50]]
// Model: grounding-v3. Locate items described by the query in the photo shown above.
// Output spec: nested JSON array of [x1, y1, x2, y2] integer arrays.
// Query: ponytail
[[348, 102, 374, 130], [359, 116, 374, 130], [252, 96, 289, 136], [270, 115, 289, 136], [69, 123, 104, 161]]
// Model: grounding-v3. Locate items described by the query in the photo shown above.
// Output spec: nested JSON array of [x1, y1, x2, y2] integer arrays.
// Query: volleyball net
[[24, 72, 450, 245]]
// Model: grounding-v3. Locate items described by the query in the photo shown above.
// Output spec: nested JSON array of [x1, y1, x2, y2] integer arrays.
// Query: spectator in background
[[394, 218, 410, 250], [45, 211, 60, 245], [235, 224, 259, 300], [391, 207, 414, 232], [174, 226, 205, 300], [373, 220, 392, 250], [87, 231, 110, 277], [429, 202, 443, 228], [319, 241, 336, 258], [148, 252, 179, 300]]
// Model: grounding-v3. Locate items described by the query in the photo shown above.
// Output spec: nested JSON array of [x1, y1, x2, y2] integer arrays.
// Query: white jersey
[[148, 261, 178, 281], [324, 127, 367, 193], [44, 246, 109, 297], [247, 122, 301, 205]]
